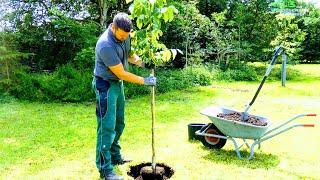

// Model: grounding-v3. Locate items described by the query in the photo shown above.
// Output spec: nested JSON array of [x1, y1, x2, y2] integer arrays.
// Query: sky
[[302, 0, 320, 7]]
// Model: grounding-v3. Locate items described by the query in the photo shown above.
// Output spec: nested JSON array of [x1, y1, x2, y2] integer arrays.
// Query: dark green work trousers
[[92, 77, 125, 175]]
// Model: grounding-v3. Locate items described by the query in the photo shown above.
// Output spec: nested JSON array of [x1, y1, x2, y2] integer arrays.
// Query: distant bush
[[185, 66, 214, 86], [214, 63, 258, 81], [212, 62, 302, 81], [6, 64, 214, 102], [250, 63, 302, 80], [0, 92, 16, 103], [4, 60, 303, 102], [73, 47, 95, 71], [125, 66, 214, 98], [47, 64, 93, 102], [9, 64, 94, 102]]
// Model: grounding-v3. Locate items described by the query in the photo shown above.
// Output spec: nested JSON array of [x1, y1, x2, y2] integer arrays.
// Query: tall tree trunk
[[98, 0, 109, 27], [97, 0, 129, 27]]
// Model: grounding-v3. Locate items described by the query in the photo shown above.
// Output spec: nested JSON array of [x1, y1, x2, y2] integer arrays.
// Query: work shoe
[[99, 170, 105, 179], [105, 172, 123, 180], [112, 158, 132, 166]]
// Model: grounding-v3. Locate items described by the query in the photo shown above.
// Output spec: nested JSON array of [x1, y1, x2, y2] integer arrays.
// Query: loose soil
[[217, 112, 267, 126], [128, 163, 174, 180]]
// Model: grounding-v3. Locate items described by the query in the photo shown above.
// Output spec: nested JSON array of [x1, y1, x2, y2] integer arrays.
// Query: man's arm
[[108, 63, 144, 84], [128, 54, 144, 67]]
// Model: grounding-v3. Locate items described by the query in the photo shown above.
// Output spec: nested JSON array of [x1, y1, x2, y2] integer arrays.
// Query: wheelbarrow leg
[[249, 140, 261, 160], [229, 138, 242, 159], [243, 139, 250, 149]]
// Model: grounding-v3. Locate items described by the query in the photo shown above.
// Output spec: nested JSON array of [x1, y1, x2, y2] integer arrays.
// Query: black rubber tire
[[199, 123, 227, 149]]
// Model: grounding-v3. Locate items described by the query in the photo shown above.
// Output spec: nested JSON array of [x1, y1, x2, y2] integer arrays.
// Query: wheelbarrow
[[194, 46, 317, 159], [195, 106, 317, 160]]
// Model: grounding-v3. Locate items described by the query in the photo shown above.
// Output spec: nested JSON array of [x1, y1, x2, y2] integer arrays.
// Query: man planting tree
[[92, 12, 156, 180]]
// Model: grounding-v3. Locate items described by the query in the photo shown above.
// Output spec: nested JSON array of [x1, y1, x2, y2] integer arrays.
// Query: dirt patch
[[217, 112, 267, 126], [128, 162, 174, 180]]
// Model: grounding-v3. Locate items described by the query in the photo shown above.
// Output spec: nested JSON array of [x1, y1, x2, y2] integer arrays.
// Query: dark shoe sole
[[112, 159, 132, 166]]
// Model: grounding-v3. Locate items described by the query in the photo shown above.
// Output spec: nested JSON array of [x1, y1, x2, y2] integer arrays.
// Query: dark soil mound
[[128, 162, 174, 180], [217, 112, 267, 126]]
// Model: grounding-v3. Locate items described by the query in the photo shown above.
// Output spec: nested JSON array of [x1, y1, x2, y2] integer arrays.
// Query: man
[[92, 12, 156, 180]]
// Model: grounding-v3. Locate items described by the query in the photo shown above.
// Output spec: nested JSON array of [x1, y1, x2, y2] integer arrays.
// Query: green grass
[[1, 64, 320, 179]]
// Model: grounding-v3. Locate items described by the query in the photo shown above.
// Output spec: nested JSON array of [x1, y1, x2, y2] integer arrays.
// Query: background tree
[[161, 1, 221, 68], [270, 0, 298, 9], [0, 32, 30, 93], [197, 0, 227, 16], [270, 14, 306, 63], [226, 0, 278, 62], [301, 5, 320, 63]]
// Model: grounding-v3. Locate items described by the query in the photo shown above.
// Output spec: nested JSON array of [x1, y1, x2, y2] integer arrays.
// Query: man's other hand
[[144, 76, 156, 86]]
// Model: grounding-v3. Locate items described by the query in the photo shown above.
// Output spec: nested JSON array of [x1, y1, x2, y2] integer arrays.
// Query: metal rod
[[281, 54, 287, 87]]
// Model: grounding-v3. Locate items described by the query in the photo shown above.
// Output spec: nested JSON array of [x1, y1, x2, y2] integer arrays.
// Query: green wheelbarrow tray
[[196, 106, 317, 160], [200, 106, 271, 139]]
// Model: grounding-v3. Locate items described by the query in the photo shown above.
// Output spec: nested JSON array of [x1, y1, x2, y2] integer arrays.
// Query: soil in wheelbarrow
[[217, 112, 267, 126], [127, 162, 174, 180]]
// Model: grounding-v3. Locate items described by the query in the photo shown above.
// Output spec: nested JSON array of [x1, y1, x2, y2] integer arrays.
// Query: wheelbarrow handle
[[303, 124, 315, 127], [262, 114, 317, 137]]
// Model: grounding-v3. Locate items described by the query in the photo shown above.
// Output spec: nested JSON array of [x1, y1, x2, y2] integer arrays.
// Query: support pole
[[281, 54, 287, 87]]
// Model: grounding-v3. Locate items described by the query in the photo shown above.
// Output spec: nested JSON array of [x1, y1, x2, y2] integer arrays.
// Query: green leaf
[[163, 49, 171, 61], [129, 4, 134, 14], [137, 17, 143, 29], [161, 8, 169, 22], [167, 8, 174, 22]]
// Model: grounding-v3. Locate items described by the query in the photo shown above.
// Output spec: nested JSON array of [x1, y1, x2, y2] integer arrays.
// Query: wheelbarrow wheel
[[199, 123, 226, 149]]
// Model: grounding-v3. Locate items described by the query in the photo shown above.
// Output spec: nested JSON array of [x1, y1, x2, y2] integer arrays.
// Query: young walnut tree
[[126, 0, 179, 172]]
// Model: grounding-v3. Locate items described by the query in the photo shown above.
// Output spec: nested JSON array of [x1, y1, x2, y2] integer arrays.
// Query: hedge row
[[1, 63, 301, 102]]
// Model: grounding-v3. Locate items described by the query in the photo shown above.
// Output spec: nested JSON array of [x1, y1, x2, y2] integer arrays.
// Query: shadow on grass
[[201, 146, 280, 169]]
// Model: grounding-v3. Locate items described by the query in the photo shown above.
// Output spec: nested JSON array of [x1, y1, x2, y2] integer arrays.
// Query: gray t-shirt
[[94, 25, 130, 81]]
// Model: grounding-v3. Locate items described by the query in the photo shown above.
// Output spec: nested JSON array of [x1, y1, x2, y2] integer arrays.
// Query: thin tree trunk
[[151, 69, 156, 172], [185, 36, 188, 68], [6, 61, 10, 80], [238, 23, 241, 62]]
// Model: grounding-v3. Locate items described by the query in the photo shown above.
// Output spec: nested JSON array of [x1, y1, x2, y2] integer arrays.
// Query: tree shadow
[[201, 146, 280, 169]]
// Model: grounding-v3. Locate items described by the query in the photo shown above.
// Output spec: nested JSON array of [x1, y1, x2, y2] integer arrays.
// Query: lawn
[[1, 64, 319, 179]]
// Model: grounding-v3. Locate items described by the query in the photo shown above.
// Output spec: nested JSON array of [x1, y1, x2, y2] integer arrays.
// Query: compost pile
[[217, 112, 267, 126]]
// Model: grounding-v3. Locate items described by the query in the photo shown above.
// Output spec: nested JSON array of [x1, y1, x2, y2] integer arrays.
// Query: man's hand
[[144, 76, 156, 86]]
